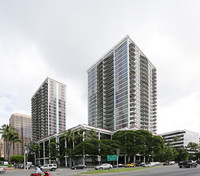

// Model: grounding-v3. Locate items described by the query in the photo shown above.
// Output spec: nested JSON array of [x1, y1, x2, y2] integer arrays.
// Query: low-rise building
[[36, 124, 113, 167], [160, 129, 200, 148]]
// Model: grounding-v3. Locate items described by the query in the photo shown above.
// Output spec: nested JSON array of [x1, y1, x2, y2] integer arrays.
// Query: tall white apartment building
[[88, 35, 157, 133], [32, 77, 66, 141]]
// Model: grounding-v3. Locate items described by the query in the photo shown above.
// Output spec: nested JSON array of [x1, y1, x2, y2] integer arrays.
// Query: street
[[3, 165, 200, 176], [98, 165, 200, 176]]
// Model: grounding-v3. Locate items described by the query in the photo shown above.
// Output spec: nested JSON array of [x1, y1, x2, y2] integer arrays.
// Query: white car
[[0, 167, 6, 174], [41, 164, 57, 171], [169, 161, 175, 165], [95, 163, 113, 170]]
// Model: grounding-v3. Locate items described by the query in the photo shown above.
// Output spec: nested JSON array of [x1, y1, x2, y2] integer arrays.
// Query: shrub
[[9, 155, 24, 163]]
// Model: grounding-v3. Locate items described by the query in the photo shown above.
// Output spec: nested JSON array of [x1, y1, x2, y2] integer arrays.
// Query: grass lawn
[[81, 167, 154, 174]]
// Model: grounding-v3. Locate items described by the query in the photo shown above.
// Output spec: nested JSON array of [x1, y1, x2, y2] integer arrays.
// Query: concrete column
[[43, 141, 45, 165], [83, 131, 85, 165], [134, 156, 136, 165], [65, 138, 67, 167], [98, 131, 101, 165], [124, 155, 127, 164], [56, 136, 60, 166], [49, 139, 51, 164]]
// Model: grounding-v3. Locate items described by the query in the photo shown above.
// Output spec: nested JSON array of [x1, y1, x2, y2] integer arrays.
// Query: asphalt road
[[97, 165, 200, 176], [3, 165, 200, 176]]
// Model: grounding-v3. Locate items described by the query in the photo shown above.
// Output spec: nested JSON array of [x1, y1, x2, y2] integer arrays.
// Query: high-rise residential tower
[[32, 77, 66, 141], [88, 35, 157, 133], [9, 113, 32, 156]]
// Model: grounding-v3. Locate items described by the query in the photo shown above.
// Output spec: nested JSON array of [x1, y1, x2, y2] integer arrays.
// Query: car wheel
[[99, 167, 103, 170], [179, 166, 182, 168]]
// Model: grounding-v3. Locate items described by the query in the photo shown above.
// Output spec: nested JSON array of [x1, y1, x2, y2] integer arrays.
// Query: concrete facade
[[9, 113, 32, 156], [160, 129, 200, 148], [32, 77, 66, 141]]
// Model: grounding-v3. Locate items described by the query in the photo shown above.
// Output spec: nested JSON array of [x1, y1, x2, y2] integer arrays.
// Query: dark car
[[71, 164, 86, 169], [163, 162, 170, 166], [163, 161, 175, 166], [179, 160, 197, 168]]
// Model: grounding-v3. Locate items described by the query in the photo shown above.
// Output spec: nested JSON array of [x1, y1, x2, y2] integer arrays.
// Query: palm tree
[[85, 129, 97, 140], [0, 124, 19, 160], [10, 132, 22, 155], [62, 129, 75, 167]]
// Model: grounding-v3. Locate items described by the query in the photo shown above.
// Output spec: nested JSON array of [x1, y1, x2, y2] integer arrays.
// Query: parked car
[[71, 164, 86, 169], [95, 163, 112, 170], [136, 162, 145, 166], [143, 162, 157, 167], [124, 163, 134, 167], [169, 161, 175, 165], [114, 164, 124, 168], [163, 161, 175, 166], [0, 167, 6, 174], [41, 164, 57, 171], [178, 160, 197, 168], [196, 160, 200, 164]]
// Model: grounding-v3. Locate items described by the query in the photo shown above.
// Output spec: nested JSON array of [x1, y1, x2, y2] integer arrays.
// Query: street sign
[[107, 155, 118, 161], [97, 155, 101, 162], [116, 149, 120, 156]]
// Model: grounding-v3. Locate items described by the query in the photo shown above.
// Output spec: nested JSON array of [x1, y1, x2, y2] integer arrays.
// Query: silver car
[[95, 163, 113, 170]]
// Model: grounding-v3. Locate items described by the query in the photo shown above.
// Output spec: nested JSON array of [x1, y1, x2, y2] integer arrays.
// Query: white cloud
[[158, 90, 200, 134], [0, 35, 49, 125], [0, 0, 200, 135]]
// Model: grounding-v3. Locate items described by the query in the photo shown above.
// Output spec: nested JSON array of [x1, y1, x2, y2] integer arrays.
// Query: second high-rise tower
[[88, 35, 157, 133]]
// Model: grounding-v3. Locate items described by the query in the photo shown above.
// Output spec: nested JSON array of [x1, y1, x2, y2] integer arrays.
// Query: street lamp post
[[24, 145, 26, 170]]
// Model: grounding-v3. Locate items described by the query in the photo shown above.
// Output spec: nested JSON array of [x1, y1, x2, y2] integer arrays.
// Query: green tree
[[84, 129, 97, 140], [72, 138, 99, 164], [187, 142, 200, 160], [10, 132, 22, 155], [152, 135, 165, 161], [99, 139, 119, 157], [175, 148, 189, 162], [162, 145, 177, 162], [61, 129, 75, 167], [112, 130, 161, 164], [27, 142, 40, 165], [48, 138, 60, 160], [0, 124, 20, 160], [9, 155, 24, 163]]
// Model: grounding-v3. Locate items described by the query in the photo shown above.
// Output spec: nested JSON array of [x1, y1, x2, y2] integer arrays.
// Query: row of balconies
[[103, 55, 113, 65], [140, 63, 148, 71], [129, 46, 135, 53], [140, 56, 148, 64]]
